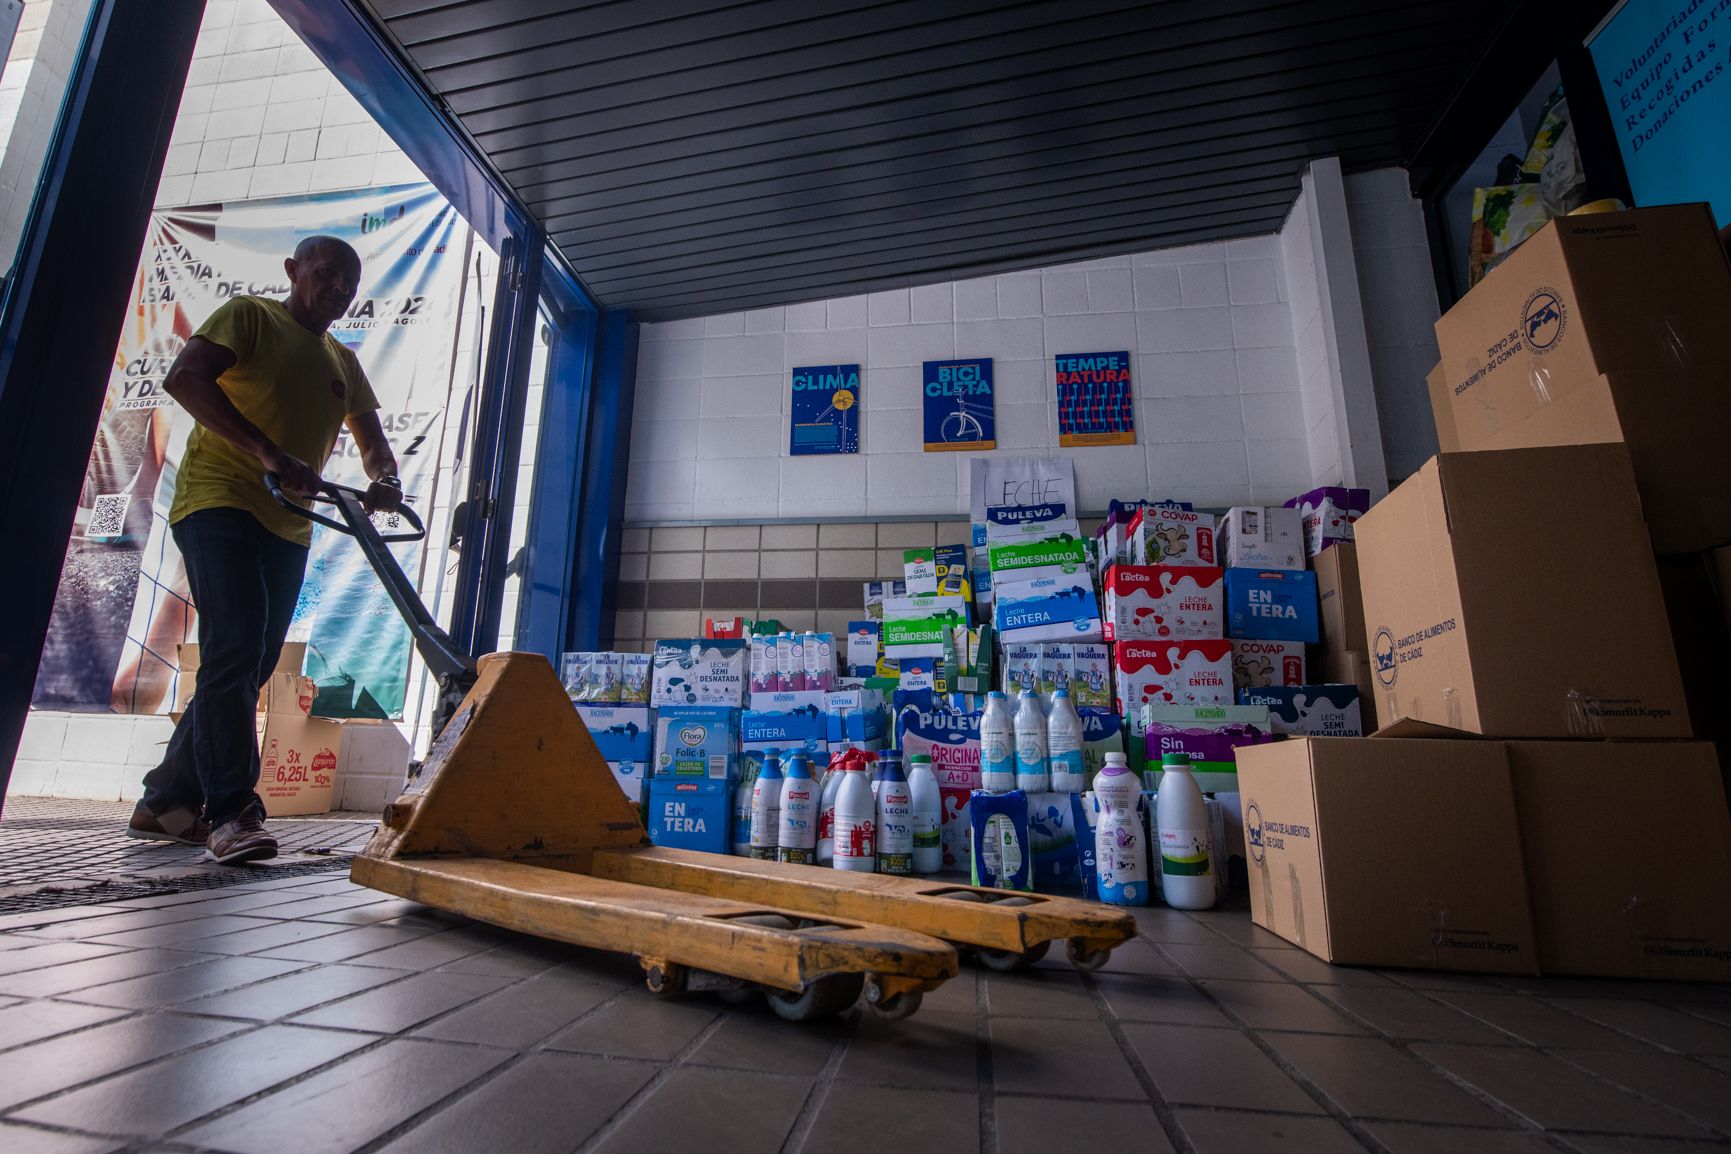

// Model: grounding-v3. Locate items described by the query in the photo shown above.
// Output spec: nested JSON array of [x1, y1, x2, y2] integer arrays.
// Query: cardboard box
[[1285, 487, 1371, 556], [1103, 565, 1225, 642], [650, 639, 746, 707], [574, 704, 653, 777], [1504, 740, 1731, 982], [171, 641, 307, 722], [1237, 738, 1539, 973], [1225, 568, 1319, 643], [1219, 506, 1305, 571], [1429, 204, 1731, 553], [1238, 685, 1363, 736], [1114, 639, 1234, 713], [1230, 639, 1305, 691], [647, 777, 730, 854], [1356, 444, 1689, 739], [1313, 543, 1366, 657], [651, 706, 738, 779], [1129, 506, 1216, 567]]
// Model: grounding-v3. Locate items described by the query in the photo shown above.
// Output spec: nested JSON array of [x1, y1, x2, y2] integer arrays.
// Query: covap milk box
[[993, 572, 1103, 643], [1225, 568, 1319, 643], [1114, 639, 1235, 714], [652, 706, 739, 779], [1229, 639, 1306, 691], [1220, 506, 1305, 570], [1238, 685, 1364, 736], [1103, 564, 1225, 641], [650, 639, 747, 707], [1130, 506, 1216, 567], [1285, 486, 1370, 556]]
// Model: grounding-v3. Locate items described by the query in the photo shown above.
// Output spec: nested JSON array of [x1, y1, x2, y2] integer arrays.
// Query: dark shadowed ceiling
[[364, 0, 1508, 320]]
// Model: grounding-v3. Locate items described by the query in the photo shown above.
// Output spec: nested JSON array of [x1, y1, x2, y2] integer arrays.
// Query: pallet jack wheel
[[863, 977, 923, 1021], [1066, 939, 1112, 972], [765, 973, 864, 1022], [975, 938, 1051, 972], [643, 961, 687, 996]]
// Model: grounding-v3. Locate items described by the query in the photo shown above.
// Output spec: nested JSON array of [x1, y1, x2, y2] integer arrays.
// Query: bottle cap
[[1052, 688, 1068, 698], [988, 690, 1006, 699], [909, 753, 932, 765], [1161, 751, 1192, 766]]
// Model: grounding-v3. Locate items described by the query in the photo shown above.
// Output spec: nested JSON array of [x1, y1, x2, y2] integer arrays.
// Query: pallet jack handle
[[266, 473, 478, 737]]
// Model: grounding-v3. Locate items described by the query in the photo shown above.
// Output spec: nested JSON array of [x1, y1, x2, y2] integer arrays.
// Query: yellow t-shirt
[[169, 296, 379, 546]]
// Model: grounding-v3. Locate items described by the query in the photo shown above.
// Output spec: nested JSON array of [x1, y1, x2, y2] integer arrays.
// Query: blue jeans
[[141, 508, 308, 827]]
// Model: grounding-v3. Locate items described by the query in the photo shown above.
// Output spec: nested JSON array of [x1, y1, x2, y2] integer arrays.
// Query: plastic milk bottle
[[1095, 752, 1149, 906], [833, 753, 876, 872], [1014, 689, 1050, 794], [875, 750, 914, 875], [748, 749, 783, 861], [1157, 752, 1215, 910], [907, 753, 942, 874], [980, 691, 1016, 791], [777, 750, 818, 865], [1046, 688, 1086, 793]]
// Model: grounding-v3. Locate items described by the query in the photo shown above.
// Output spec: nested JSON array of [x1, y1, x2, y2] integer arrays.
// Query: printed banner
[[33, 183, 469, 720], [922, 358, 995, 451], [1055, 350, 1134, 447], [788, 363, 860, 455]]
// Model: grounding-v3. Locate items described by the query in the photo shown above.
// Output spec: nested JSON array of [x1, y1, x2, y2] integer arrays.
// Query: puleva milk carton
[[1103, 565, 1225, 641], [1224, 568, 1320, 643], [1229, 639, 1306, 690], [1238, 685, 1363, 736], [896, 705, 982, 869], [993, 572, 1103, 644], [1284, 486, 1371, 557], [1219, 506, 1305, 571], [650, 639, 747, 707], [1130, 506, 1217, 567], [1113, 640, 1235, 714]]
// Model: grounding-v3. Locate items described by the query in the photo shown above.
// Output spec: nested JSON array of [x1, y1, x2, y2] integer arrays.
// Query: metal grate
[[0, 857, 354, 914]]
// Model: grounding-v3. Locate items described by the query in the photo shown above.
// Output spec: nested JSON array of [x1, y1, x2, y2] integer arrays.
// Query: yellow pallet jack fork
[[273, 477, 1131, 1021]]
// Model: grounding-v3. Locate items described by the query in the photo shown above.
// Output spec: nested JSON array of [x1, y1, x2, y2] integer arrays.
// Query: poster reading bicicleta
[[921, 357, 995, 452]]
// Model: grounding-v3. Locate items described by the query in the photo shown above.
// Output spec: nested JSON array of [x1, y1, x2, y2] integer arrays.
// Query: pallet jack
[[271, 476, 1135, 1021]]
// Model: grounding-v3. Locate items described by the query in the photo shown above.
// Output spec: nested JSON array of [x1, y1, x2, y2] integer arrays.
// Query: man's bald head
[[292, 235, 360, 268], [283, 236, 363, 333]]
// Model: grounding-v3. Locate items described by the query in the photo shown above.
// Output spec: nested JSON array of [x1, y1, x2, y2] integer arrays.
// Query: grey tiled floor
[[1, 802, 1731, 1152]]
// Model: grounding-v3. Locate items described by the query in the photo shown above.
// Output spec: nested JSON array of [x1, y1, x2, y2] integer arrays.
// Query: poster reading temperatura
[[1055, 350, 1134, 447], [32, 183, 470, 720], [789, 363, 860, 455], [922, 358, 995, 451]]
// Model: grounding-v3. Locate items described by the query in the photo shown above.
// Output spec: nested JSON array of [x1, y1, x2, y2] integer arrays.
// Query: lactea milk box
[[1114, 640, 1235, 713], [1103, 565, 1225, 641]]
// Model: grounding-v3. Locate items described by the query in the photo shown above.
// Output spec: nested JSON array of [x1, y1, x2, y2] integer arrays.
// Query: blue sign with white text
[[922, 358, 995, 451], [789, 363, 860, 455]]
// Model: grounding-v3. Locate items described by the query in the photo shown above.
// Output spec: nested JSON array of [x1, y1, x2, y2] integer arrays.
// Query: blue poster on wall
[[922, 358, 996, 452], [789, 363, 860, 455]]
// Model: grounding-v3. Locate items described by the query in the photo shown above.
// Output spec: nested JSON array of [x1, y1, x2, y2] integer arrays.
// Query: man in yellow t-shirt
[[132, 236, 403, 865]]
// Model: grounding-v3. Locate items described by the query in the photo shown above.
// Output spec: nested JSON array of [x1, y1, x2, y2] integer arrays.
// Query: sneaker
[[126, 802, 211, 846], [204, 814, 278, 865]]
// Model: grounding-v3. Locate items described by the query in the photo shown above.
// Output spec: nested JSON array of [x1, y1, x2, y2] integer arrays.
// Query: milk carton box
[[609, 758, 648, 807], [561, 651, 623, 703], [1285, 486, 1371, 557], [1028, 791, 1081, 887], [1071, 643, 1113, 709], [987, 535, 1090, 585], [897, 704, 982, 869], [1001, 641, 1042, 696], [652, 706, 739, 780], [1113, 639, 1235, 714], [845, 621, 879, 676], [1238, 685, 1364, 736], [574, 704, 653, 768], [903, 548, 940, 595], [619, 652, 652, 704], [882, 594, 969, 659], [1038, 643, 1074, 696], [1102, 565, 1225, 641], [1140, 703, 1275, 792], [862, 580, 907, 621], [650, 639, 747, 707], [983, 501, 1082, 545], [1099, 503, 1140, 569], [1079, 707, 1126, 780], [935, 544, 973, 601], [741, 691, 828, 749], [1224, 568, 1320, 643], [825, 688, 888, 751], [1229, 639, 1306, 691], [648, 777, 729, 854], [1130, 506, 1217, 567], [1219, 506, 1305, 571], [993, 573, 1103, 644]]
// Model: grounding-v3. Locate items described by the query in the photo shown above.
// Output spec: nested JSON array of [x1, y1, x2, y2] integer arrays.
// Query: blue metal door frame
[[0, 0, 207, 808]]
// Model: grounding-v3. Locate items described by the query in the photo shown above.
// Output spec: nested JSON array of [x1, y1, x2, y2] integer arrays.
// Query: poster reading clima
[[789, 363, 860, 455], [1055, 351, 1134, 447], [922, 358, 995, 451]]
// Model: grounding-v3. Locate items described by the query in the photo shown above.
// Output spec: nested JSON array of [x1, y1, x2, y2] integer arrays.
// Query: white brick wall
[[0, 0, 94, 272], [630, 236, 1312, 520]]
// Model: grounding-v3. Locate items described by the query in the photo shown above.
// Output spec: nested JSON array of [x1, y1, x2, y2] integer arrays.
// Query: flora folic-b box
[[1113, 639, 1234, 714], [1103, 565, 1225, 641]]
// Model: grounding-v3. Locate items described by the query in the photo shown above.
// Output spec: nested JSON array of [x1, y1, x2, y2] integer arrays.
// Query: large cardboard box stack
[[1428, 204, 1731, 555], [1310, 543, 1375, 732], [1355, 443, 1689, 739]]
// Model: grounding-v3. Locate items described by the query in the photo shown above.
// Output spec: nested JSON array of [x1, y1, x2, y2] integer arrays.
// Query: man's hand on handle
[[362, 476, 404, 516], [260, 445, 323, 498]]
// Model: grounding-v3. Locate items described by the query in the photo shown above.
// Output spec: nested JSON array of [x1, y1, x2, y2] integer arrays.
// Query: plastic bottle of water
[[1157, 751, 1215, 910], [815, 750, 846, 865], [1046, 688, 1086, 793], [907, 753, 943, 874], [1014, 689, 1050, 794], [748, 749, 783, 861], [1094, 752, 1149, 906], [980, 690, 1015, 791], [833, 753, 876, 872], [777, 750, 818, 865]]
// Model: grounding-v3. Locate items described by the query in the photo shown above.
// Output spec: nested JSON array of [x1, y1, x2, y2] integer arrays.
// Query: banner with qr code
[[1055, 351, 1135, 447], [32, 183, 469, 720]]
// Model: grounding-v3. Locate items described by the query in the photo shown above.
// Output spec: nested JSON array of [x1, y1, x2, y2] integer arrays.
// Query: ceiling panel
[[364, 0, 1505, 319]]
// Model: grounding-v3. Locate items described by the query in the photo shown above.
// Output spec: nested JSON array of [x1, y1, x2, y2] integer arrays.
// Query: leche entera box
[[1113, 639, 1234, 714], [1103, 564, 1225, 642]]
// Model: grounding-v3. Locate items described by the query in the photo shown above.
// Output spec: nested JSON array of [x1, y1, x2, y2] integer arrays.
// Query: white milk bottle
[[1046, 688, 1086, 793], [1157, 752, 1215, 910], [980, 690, 1015, 791], [777, 750, 818, 865], [748, 749, 783, 861], [907, 753, 942, 874], [815, 750, 846, 865], [1014, 689, 1050, 794], [833, 755, 876, 872], [1095, 752, 1149, 906]]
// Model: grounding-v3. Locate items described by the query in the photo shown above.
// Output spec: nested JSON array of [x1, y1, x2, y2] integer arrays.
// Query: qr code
[[85, 494, 129, 539]]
